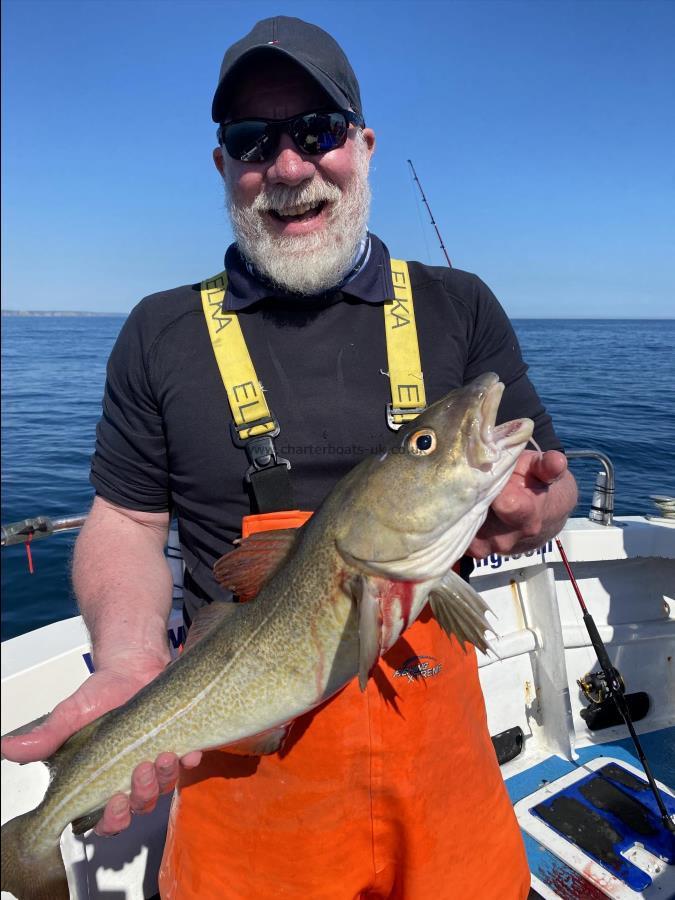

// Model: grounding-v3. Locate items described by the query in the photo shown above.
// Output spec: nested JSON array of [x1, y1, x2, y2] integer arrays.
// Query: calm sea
[[2, 316, 674, 640]]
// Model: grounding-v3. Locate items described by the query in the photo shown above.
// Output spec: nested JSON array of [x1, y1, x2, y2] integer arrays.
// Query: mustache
[[251, 179, 342, 213]]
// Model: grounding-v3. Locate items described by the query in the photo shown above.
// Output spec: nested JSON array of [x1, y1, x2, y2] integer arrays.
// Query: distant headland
[[1, 310, 125, 317]]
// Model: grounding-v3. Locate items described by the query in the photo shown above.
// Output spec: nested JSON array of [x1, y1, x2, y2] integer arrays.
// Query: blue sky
[[2, 0, 673, 317]]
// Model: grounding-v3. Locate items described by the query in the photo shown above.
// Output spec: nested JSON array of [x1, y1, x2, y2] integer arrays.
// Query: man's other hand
[[1, 659, 202, 836], [467, 449, 577, 559]]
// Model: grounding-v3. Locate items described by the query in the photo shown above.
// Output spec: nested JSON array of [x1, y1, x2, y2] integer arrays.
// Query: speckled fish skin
[[1, 372, 533, 900]]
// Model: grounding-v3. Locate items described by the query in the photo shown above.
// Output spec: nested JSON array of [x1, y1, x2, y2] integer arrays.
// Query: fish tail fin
[[1, 811, 69, 900]]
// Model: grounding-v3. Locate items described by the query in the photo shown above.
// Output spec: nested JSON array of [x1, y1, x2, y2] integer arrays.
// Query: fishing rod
[[556, 537, 675, 833], [407, 160, 452, 268]]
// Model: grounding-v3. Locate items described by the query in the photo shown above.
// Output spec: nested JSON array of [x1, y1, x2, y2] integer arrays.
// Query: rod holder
[[566, 450, 615, 526]]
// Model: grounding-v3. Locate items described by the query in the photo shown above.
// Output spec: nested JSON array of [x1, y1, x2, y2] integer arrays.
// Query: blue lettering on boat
[[168, 625, 186, 650], [474, 540, 553, 570]]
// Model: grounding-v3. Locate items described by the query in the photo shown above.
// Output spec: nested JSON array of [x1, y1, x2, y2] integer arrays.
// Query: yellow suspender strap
[[200, 258, 426, 437], [385, 259, 426, 427], [200, 271, 276, 441]]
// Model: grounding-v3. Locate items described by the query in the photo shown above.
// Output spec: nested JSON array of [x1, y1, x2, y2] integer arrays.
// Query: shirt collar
[[223, 232, 395, 311]]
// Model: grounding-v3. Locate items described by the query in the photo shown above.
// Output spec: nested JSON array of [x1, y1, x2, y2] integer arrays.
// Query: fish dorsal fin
[[183, 600, 239, 652], [213, 529, 299, 602], [428, 571, 494, 654]]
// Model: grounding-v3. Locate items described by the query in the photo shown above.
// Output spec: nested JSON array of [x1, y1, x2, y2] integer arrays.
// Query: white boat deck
[[2, 514, 674, 899]]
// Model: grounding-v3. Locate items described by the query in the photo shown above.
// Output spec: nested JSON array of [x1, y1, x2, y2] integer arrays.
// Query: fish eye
[[408, 429, 437, 456]]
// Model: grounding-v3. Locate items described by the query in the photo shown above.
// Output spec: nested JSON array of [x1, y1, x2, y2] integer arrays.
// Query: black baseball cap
[[212, 16, 364, 124]]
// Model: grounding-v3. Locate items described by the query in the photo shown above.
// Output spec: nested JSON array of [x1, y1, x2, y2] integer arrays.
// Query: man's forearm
[[72, 498, 173, 671]]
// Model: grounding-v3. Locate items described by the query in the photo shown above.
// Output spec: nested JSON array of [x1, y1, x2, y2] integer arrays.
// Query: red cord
[[25, 533, 35, 574]]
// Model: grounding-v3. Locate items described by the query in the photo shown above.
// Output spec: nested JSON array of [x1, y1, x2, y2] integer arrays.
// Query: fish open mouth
[[479, 381, 533, 451]]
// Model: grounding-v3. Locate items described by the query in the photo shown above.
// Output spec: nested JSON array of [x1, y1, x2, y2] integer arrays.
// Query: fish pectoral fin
[[71, 806, 105, 836], [213, 529, 300, 602], [429, 571, 494, 654], [356, 576, 383, 692], [223, 725, 290, 756], [184, 600, 239, 651]]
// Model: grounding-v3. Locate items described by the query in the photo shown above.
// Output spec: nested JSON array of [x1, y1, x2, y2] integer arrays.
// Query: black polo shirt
[[90, 233, 561, 621]]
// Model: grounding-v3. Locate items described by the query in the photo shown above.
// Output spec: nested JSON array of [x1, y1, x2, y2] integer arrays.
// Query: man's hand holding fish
[[468, 448, 576, 558]]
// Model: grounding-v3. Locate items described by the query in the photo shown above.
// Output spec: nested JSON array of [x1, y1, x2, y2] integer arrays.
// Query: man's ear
[[363, 128, 376, 157], [213, 146, 225, 176]]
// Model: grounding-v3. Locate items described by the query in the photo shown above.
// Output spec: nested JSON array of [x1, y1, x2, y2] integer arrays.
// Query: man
[[2, 16, 577, 899]]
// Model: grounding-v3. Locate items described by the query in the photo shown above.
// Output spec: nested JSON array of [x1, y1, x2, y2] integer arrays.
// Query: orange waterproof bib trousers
[[159, 608, 530, 899]]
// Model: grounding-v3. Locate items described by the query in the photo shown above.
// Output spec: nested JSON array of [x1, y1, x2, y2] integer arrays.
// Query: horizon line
[[2, 309, 674, 322]]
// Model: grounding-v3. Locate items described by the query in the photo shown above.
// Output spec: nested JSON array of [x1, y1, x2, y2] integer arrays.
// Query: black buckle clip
[[386, 403, 426, 431], [229, 413, 291, 481]]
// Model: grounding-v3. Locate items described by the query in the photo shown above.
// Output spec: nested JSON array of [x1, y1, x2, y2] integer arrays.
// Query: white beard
[[226, 133, 371, 296]]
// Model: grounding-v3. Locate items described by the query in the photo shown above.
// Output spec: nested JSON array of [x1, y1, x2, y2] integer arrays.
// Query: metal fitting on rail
[[1, 514, 87, 547], [566, 450, 615, 526]]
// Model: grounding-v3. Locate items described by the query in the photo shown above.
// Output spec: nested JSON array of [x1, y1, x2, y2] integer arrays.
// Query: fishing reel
[[578, 668, 625, 705], [578, 667, 649, 731]]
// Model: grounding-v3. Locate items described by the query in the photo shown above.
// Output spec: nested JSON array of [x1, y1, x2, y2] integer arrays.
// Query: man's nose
[[266, 133, 316, 186]]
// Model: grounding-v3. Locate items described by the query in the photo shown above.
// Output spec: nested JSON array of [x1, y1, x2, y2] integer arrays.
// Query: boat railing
[[2, 449, 672, 550], [0, 514, 88, 548]]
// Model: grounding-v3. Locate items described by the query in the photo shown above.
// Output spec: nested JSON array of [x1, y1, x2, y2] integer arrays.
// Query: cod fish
[[1, 372, 533, 900]]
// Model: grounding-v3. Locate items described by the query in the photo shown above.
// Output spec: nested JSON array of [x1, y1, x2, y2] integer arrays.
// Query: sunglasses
[[217, 109, 364, 163]]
